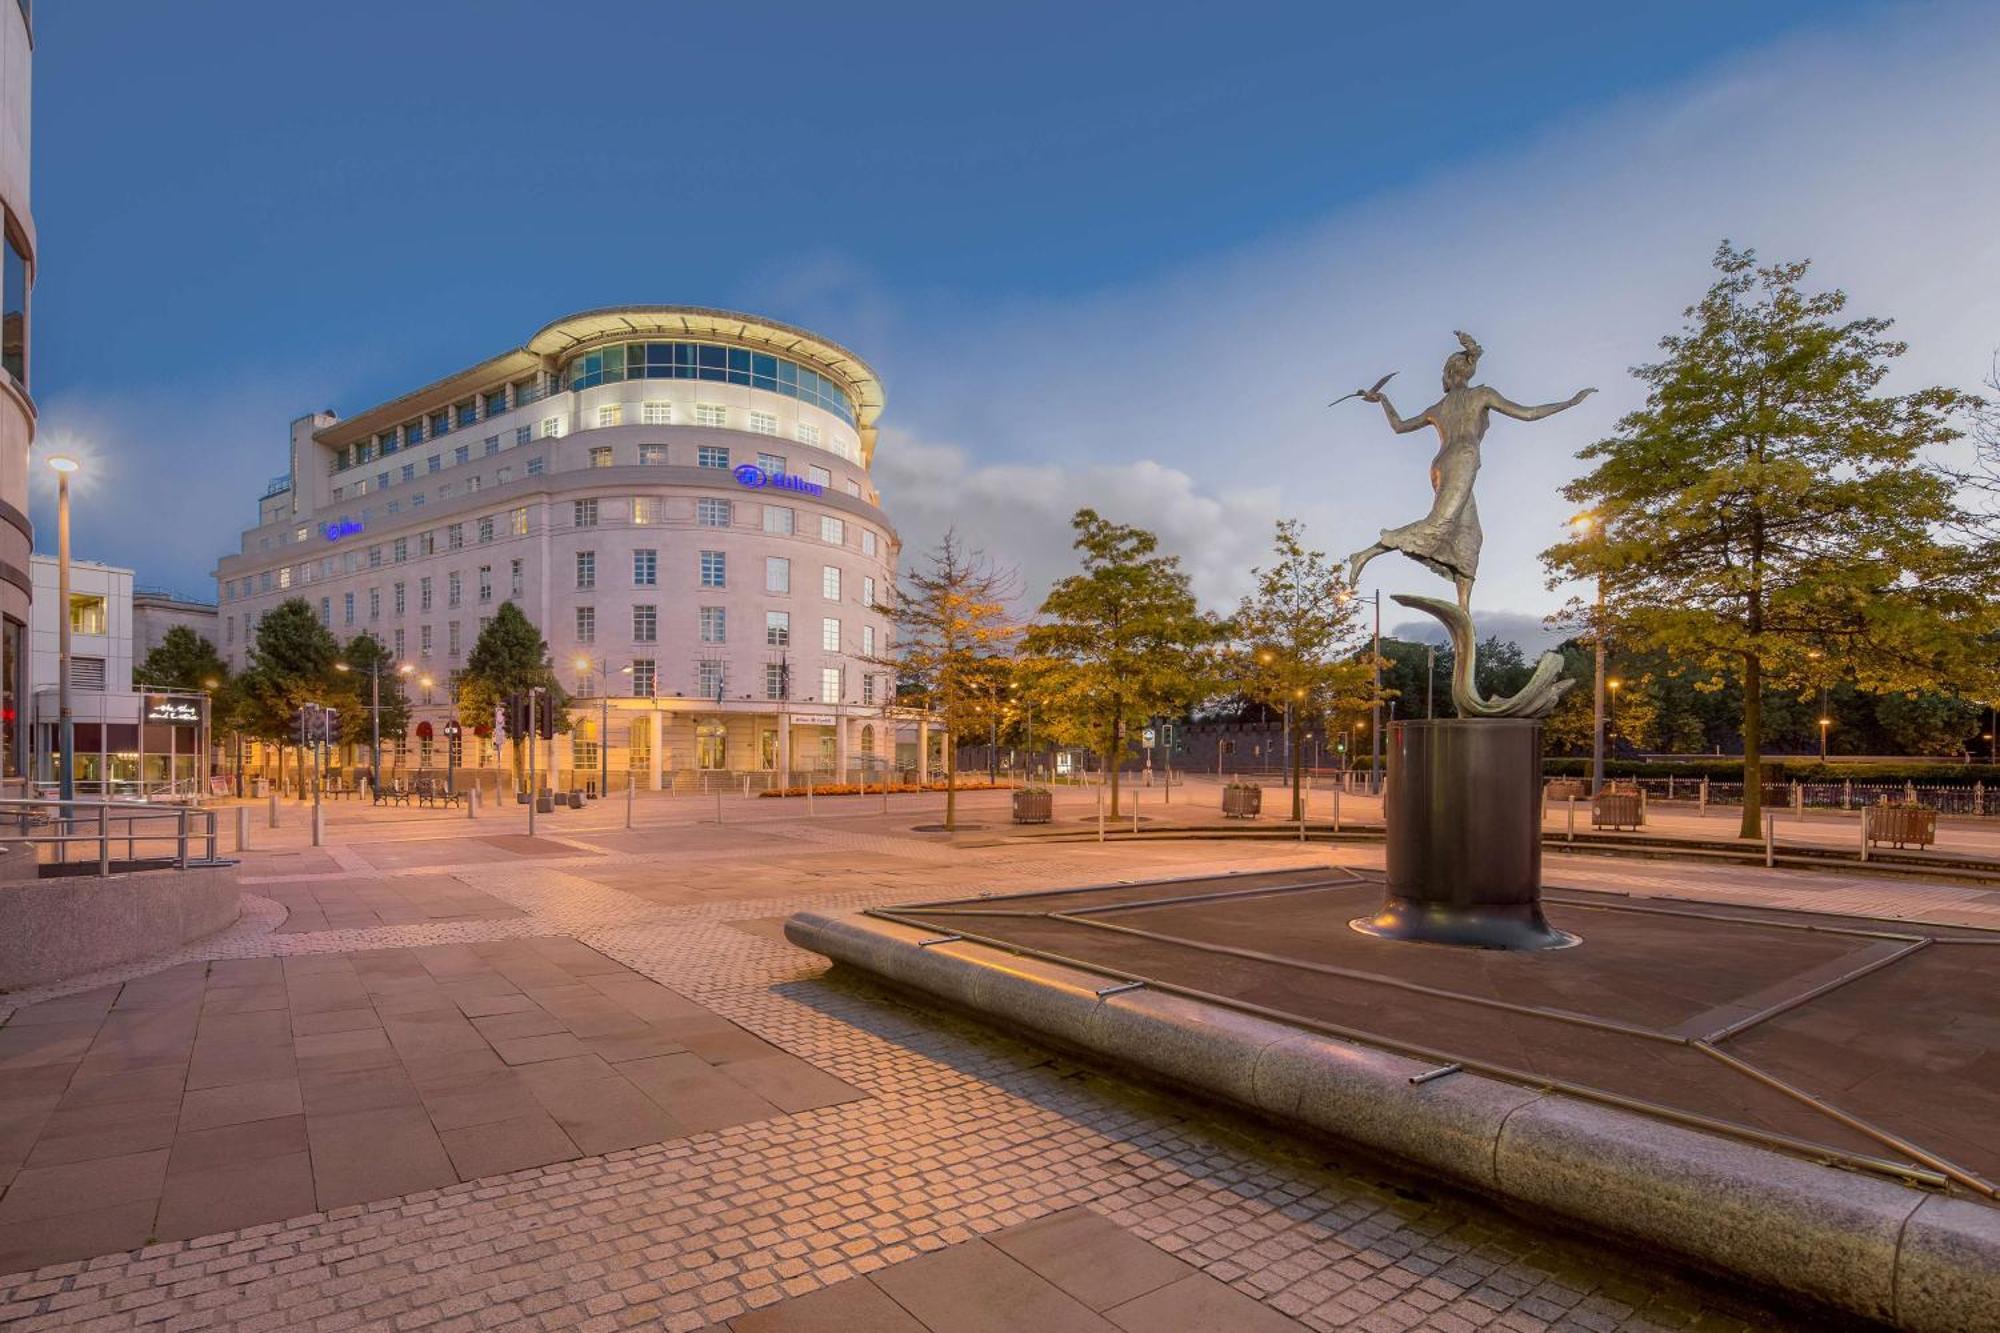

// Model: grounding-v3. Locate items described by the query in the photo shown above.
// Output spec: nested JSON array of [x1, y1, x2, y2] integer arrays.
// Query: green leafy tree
[[1023, 509, 1223, 817], [1545, 242, 1997, 836], [869, 529, 1019, 830], [1231, 520, 1369, 818], [1378, 638, 1451, 722], [236, 598, 342, 784], [136, 626, 228, 694], [457, 601, 570, 784], [334, 632, 412, 764]]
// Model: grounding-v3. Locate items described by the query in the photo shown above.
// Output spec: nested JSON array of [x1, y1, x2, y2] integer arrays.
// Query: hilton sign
[[732, 464, 824, 497]]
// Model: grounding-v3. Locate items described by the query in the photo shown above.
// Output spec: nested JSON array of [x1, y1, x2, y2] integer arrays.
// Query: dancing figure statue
[[1340, 332, 1594, 718]]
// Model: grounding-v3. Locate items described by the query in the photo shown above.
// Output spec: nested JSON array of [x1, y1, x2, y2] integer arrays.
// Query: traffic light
[[320, 708, 340, 744], [535, 693, 556, 740]]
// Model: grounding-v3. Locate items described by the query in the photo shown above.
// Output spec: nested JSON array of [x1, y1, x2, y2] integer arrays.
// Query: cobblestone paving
[[0, 820, 1805, 1331]]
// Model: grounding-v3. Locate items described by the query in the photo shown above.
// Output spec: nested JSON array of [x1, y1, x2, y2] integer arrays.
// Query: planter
[[1012, 790, 1053, 824], [1545, 780, 1586, 801], [567, 792, 584, 809], [1866, 803, 1936, 849], [1222, 783, 1262, 818], [1591, 791, 1643, 829]]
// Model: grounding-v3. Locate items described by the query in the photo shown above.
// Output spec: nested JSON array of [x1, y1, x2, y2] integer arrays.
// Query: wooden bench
[[372, 781, 413, 806], [413, 778, 463, 809], [1865, 803, 1935, 849]]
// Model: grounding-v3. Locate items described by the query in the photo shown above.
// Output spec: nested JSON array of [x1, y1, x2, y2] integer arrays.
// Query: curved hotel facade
[[215, 307, 923, 787]]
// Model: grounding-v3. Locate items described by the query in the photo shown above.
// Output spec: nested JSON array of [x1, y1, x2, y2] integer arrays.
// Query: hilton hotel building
[[214, 307, 934, 788]]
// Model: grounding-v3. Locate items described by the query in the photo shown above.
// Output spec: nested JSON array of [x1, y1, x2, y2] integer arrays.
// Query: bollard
[[235, 805, 251, 852], [1792, 783, 1803, 815], [467, 788, 479, 820], [1699, 777, 1708, 815], [312, 804, 326, 848], [1860, 809, 1869, 863], [1133, 786, 1140, 835], [1567, 795, 1576, 842], [1097, 782, 1105, 843], [1332, 786, 1341, 834], [742, 774, 751, 798], [626, 775, 634, 830], [1764, 811, 1775, 867], [715, 783, 724, 825], [268, 793, 281, 828]]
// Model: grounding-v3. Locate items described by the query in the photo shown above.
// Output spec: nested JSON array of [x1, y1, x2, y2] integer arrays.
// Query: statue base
[[1350, 718, 1579, 951]]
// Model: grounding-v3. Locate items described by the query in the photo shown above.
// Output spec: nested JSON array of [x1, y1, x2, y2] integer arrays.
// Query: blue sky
[[27, 1, 2000, 641]]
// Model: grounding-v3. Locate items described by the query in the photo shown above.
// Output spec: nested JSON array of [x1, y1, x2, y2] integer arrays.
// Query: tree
[[1545, 242, 1997, 836], [871, 530, 1019, 831], [335, 632, 412, 759], [457, 601, 569, 785], [1023, 509, 1223, 818], [136, 626, 227, 694], [1231, 520, 1369, 818], [236, 598, 341, 785]]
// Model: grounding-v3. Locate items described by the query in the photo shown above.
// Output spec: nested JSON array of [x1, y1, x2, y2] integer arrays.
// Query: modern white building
[[131, 587, 219, 662], [216, 306, 932, 788]]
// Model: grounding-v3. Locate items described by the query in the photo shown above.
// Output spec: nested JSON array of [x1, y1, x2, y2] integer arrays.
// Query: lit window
[[574, 498, 599, 527], [632, 496, 658, 525], [633, 549, 657, 586], [696, 444, 728, 468], [277, 567, 293, 590], [820, 515, 845, 545], [497, 466, 513, 484], [542, 416, 564, 438], [821, 617, 841, 652], [699, 550, 726, 587], [638, 443, 666, 465], [635, 605, 659, 643], [575, 606, 595, 643], [641, 402, 671, 426], [69, 595, 108, 635], [589, 446, 613, 468], [696, 607, 722, 644], [510, 507, 529, 536], [863, 575, 876, 606], [763, 505, 793, 535], [695, 404, 727, 428], [756, 452, 786, 475], [596, 405, 622, 429], [862, 624, 876, 656], [697, 498, 731, 528], [765, 610, 790, 647], [820, 666, 842, 702], [796, 422, 821, 447], [748, 410, 777, 436], [576, 551, 596, 589], [630, 660, 656, 696], [765, 557, 790, 594], [821, 565, 841, 601]]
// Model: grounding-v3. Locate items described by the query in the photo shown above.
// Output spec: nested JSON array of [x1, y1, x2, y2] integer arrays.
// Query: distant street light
[[49, 455, 79, 807], [1572, 512, 1608, 796]]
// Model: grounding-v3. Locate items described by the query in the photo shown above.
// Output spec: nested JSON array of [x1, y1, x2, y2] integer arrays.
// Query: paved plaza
[[2, 785, 1990, 1329]]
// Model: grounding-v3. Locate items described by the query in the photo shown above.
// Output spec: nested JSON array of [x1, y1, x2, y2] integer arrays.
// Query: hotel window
[[699, 550, 726, 587], [633, 549, 657, 586], [343, 592, 355, 626], [497, 466, 513, 484], [695, 661, 725, 704], [820, 667, 842, 702], [575, 606, 595, 643], [763, 505, 793, 535], [765, 662, 788, 700], [589, 447, 613, 468], [427, 455, 442, 475], [796, 422, 821, 447], [632, 495, 658, 525], [862, 625, 876, 656], [421, 625, 434, 657], [419, 530, 436, 556], [634, 604, 659, 642], [448, 622, 462, 657], [447, 572, 461, 608], [455, 444, 471, 466], [259, 571, 273, 592], [845, 479, 861, 497], [575, 551, 596, 589], [387, 500, 402, 515], [402, 463, 416, 483], [765, 610, 790, 647], [226, 616, 235, 644], [695, 404, 727, 429], [467, 475, 482, 493], [641, 401, 671, 426], [526, 456, 544, 476], [510, 507, 529, 536], [447, 523, 464, 550], [483, 389, 507, 417], [393, 538, 408, 563], [369, 587, 381, 620], [696, 498, 731, 528], [821, 617, 840, 652], [820, 515, 845, 545], [596, 405, 621, 429], [696, 443, 728, 468], [294, 525, 309, 545], [277, 567, 293, 590], [68, 595, 107, 636], [541, 416, 564, 438], [748, 410, 777, 436], [765, 556, 790, 594], [863, 673, 876, 705], [807, 465, 832, 489], [629, 660, 656, 697], [510, 559, 524, 597], [478, 566, 492, 603], [478, 516, 494, 543], [455, 401, 477, 429], [822, 566, 841, 601], [513, 427, 530, 448], [861, 530, 877, 557], [376, 472, 390, 492], [394, 582, 407, 615], [863, 575, 876, 606], [394, 628, 406, 658], [574, 498, 599, 527], [354, 480, 369, 496], [638, 443, 666, 465], [756, 452, 786, 475]]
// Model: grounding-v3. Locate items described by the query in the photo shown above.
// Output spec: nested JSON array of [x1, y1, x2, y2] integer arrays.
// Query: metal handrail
[[0, 796, 221, 877]]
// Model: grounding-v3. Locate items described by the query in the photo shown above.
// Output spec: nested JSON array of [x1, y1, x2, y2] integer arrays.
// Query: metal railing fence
[[2, 797, 223, 876]]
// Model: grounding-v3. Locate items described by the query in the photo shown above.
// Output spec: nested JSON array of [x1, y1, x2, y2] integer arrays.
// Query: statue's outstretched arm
[[1485, 386, 1596, 421], [1371, 393, 1432, 435]]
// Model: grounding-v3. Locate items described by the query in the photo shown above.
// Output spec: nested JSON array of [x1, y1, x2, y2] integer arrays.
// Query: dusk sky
[[26, 1, 2000, 646]]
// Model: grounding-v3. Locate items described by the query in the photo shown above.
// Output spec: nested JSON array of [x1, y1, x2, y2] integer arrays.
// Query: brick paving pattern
[[0, 802, 1823, 1330]]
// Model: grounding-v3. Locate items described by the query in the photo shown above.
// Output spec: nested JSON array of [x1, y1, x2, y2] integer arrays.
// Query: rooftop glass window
[[561, 340, 857, 424]]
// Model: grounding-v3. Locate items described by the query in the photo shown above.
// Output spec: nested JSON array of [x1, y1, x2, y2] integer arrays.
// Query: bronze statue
[[1340, 332, 1594, 718]]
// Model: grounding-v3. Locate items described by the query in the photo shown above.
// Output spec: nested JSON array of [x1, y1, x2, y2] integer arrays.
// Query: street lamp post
[[335, 654, 413, 793], [49, 456, 78, 807], [1572, 513, 1608, 797]]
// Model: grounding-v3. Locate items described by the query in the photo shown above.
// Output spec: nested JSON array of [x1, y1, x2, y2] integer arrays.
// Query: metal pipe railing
[[0, 797, 224, 878]]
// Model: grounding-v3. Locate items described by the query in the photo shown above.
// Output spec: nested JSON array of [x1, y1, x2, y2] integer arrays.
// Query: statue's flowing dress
[[1373, 396, 1482, 585]]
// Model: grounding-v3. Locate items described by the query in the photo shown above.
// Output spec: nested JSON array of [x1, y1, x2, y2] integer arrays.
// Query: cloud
[[866, 3, 2000, 623]]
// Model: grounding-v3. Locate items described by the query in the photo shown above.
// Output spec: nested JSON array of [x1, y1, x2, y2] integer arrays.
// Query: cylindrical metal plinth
[[1351, 718, 1578, 950]]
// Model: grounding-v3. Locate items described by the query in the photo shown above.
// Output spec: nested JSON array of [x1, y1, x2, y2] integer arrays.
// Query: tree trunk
[[1739, 652, 1763, 840], [944, 735, 958, 831], [1292, 728, 1305, 822]]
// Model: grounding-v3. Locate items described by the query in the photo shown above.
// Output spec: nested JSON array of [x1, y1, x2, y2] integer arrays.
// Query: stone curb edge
[[784, 908, 2000, 1332]]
